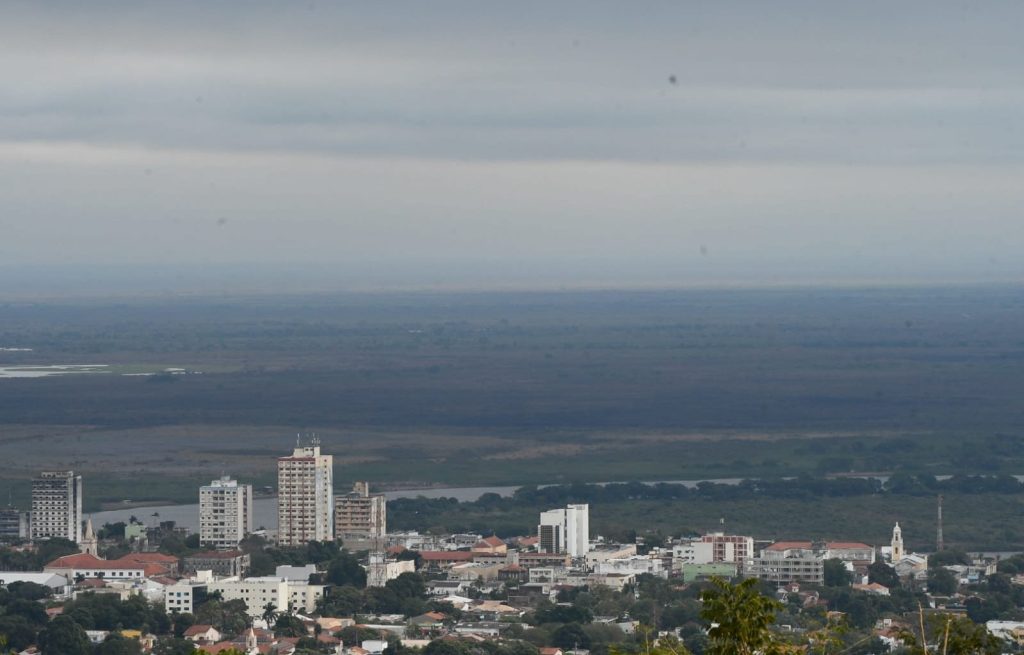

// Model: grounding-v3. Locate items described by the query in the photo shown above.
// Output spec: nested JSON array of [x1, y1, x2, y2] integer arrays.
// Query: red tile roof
[[46, 552, 176, 576], [125, 552, 179, 563], [826, 542, 873, 550], [77, 578, 107, 588], [187, 550, 245, 559], [184, 625, 216, 637], [418, 551, 475, 561], [482, 536, 504, 547], [47, 554, 141, 570], [764, 541, 813, 551]]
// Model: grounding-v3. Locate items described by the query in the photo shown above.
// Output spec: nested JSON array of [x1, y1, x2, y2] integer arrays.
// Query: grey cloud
[[1, 0, 1024, 285]]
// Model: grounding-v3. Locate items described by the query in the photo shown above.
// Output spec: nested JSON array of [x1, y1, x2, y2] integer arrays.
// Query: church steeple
[[891, 522, 904, 562], [245, 626, 258, 654], [80, 517, 98, 556]]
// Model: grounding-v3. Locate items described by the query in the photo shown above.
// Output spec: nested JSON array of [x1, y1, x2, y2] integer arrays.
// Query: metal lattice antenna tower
[[937, 494, 944, 552]]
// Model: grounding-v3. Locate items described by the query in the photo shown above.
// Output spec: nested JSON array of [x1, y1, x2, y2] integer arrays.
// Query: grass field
[[1, 286, 1023, 512]]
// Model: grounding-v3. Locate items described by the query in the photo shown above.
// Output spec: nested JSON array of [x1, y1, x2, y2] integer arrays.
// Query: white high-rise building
[[538, 503, 590, 557], [31, 471, 82, 543], [199, 476, 253, 549], [277, 439, 333, 546]]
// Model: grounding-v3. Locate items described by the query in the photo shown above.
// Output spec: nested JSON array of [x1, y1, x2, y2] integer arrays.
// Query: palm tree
[[262, 602, 279, 624]]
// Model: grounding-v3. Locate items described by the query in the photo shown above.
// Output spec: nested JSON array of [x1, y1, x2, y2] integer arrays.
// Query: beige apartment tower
[[31, 470, 83, 543], [334, 481, 386, 539], [277, 439, 333, 546], [199, 476, 253, 549]]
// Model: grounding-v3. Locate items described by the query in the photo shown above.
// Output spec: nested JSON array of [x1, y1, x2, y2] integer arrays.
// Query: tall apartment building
[[538, 503, 589, 557], [277, 440, 333, 546], [673, 533, 754, 565], [334, 481, 386, 539], [0, 506, 30, 541], [31, 471, 82, 543], [700, 532, 754, 562], [199, 476, 253, 549]]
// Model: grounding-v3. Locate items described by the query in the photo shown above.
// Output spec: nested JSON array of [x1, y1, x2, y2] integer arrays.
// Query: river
[[88, 478, 748, 533]]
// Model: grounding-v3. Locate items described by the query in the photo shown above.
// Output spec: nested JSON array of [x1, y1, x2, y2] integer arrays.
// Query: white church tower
[[891, 522, 904, 562], [79, 518, 98, 556]]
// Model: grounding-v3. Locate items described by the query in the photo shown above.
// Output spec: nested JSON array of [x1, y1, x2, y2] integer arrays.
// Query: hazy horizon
[[3, 1, 1024, 293]]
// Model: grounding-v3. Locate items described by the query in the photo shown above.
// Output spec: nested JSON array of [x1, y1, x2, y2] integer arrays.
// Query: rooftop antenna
[[937, 494, 944, 552]]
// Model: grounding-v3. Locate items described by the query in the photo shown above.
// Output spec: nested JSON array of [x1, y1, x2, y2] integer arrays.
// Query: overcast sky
[[2, 1, 1023, 292]]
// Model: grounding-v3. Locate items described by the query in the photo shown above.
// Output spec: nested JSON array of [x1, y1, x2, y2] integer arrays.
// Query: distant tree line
[[389, 473, 1024, 536]]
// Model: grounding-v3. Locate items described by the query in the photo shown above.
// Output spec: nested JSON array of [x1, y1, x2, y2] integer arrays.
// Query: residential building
[[0, 506, 30, 540], [199, 476, 253, 549], [334, 481, 386, 539], [745, 542, 825, 584], [207, 576, 325, 617], [31, 470, 82, 543], [275, 564, 317, 582], [586, 544, 637, 566], [673, 533, 755, 565], [165, 573, 213, 614], [744, 539, 875, 585], [183, 550, 250, 578], [277, 440, 333, 546], [593, 555, 666, 578], [824, 541, 876, 566], [678, 562, 738, 582], [700, 532, 755, 562], [538, 504, 589, 557]]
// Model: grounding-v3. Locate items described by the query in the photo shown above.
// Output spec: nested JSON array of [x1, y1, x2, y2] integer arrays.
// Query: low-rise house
[[987, 620, 1024, 645], [426, 580, 472, 597], [471, 536, 507, 555], [409, 611, 448, 630], [852, 582, 891, 596], [586, 544, 638, 567], [85, 630, 110, 644], [677, 562, 737, 582], [586, 572, 635, 591], [449, 562, 503, 581], [454, 622, 503, 638], [183, 624, 222, 643], [418, 551, 476, 570], [518, 552, 571, 569], [894, 554, 929, 581], [498, 563, 527, 583], [593, 555, 666, 578]]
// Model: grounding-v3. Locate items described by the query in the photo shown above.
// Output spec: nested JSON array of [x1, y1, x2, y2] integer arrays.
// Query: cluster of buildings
[[7, 441, 1024, 652], [196, 441, 386, 551], [0, 470, 82, 542]]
